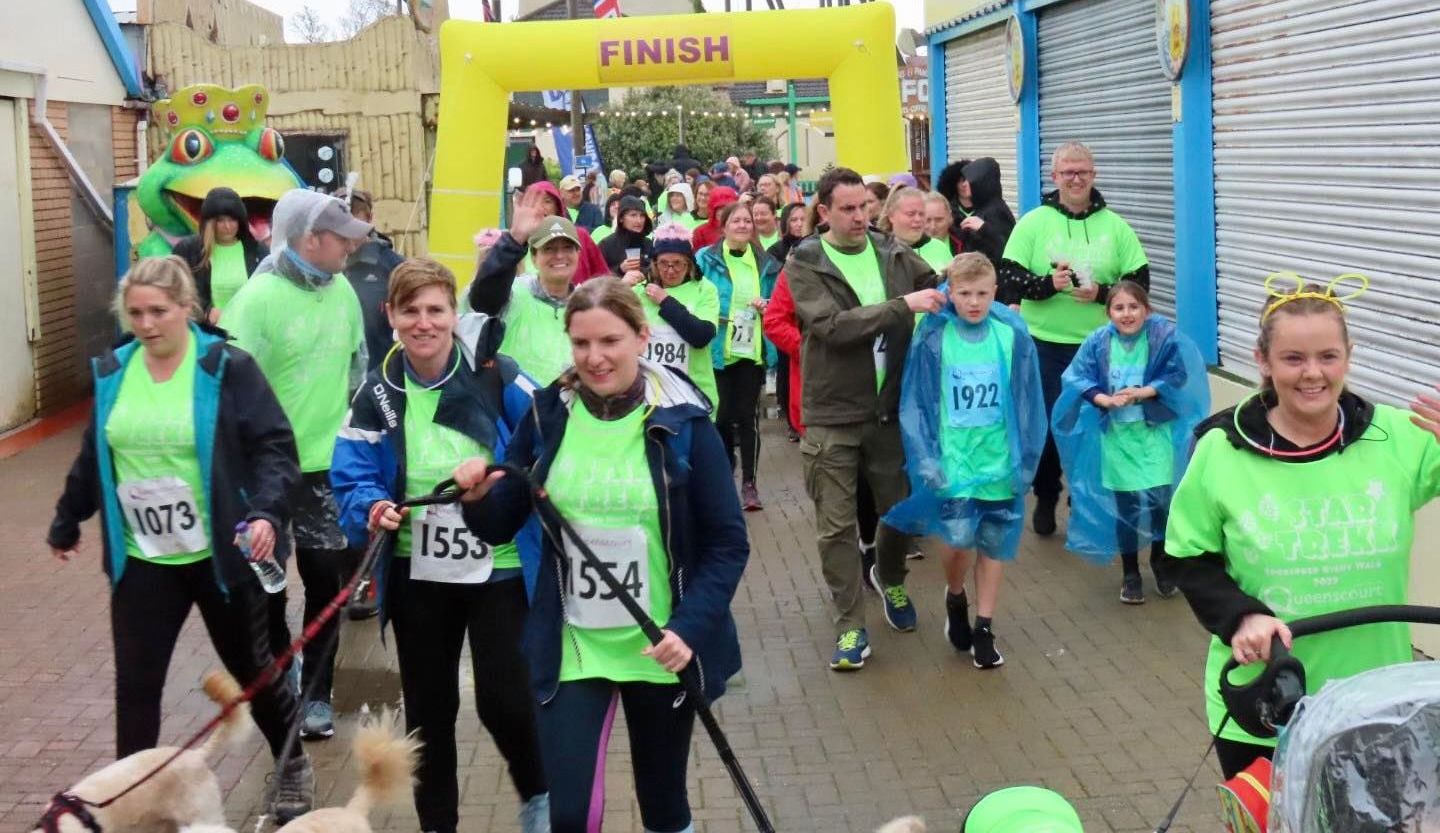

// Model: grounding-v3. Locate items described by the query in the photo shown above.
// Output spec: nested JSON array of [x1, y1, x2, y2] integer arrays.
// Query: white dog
[[182, 709, 419, 833], [33, 671, 250, 833]]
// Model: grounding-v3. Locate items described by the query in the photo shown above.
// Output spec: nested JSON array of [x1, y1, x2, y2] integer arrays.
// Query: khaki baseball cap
[[558, 175, 583, 191], [528, 216, 581, 250]]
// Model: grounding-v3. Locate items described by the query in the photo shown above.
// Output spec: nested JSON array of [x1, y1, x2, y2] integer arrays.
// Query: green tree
[[592, 87, 776, 181]]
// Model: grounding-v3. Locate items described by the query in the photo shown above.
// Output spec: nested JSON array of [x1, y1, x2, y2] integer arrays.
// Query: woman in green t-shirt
[[696, 201, 781, 512], [1163, 277, 1440, 778], [453, 277, 749, 833], [330, 258, 548, 833], [635, 224, 720, 411], [46, 256, 314, 822], [170, 186, 268, 323], [880, 186, 953, 274]]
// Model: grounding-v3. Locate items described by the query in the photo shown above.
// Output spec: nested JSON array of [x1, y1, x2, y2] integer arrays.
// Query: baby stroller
[[1214, 605, 1440, 833]]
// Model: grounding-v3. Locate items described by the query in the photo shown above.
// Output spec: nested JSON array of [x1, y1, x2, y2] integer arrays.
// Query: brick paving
[[0, 420, 1222, 833]]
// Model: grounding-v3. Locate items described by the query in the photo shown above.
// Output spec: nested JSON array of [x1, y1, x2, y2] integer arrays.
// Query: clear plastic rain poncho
[[882, 299, 1046, 561], [1271, 661, 1440, 833], [1049, 315, 1209, 563], [251, 188, 351, 284]]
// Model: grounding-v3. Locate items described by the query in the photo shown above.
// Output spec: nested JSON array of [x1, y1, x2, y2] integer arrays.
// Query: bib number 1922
[[952, 381, 1000, 411]]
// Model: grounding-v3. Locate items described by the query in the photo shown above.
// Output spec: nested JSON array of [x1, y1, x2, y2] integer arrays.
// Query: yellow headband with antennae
[[1261, 272, 1369, 322]]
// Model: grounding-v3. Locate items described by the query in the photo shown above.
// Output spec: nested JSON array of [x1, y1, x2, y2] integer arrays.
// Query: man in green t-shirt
[[223, 189, 369, 742], [999, 141, 1150, 537], [788, 167, 947, 671]]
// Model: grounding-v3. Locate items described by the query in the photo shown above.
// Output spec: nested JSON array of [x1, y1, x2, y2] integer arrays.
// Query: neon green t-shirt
[[758, 231, 781, 253], [590, 224, 614, 245], [1001, 203, 1148, 344], [822, 238, 887, 389], [1166, 404, 1440, 746], [208, 242, 248, 314], [939, 318, 1015, 501], [223, 272, 363, 473], [722, 247, 762, 366], [635, 280, 720, 413], [551, 403, 675, 685], [395, 374, 519, 571], [501, 282, 571, 386], [1100, 331, 1172, 492], [913, 237, 954, 273], [107, 332, 211, 566]]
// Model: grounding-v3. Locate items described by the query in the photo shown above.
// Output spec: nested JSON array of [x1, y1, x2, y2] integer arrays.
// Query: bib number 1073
[[131, 501, 197, 538]]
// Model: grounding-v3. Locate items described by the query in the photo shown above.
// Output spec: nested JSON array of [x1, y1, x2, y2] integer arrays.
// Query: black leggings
[[538, 678, 695, 833], [1216, 736, 1273, 780], [388, 561, 546, 833], [856, 472, 879, 546], [266, 544, 349, 702], [775, 350, 797, 433], [1115, 486, 1172, 559], [112, 557, 301, 759], [715, 360, 766, 484]]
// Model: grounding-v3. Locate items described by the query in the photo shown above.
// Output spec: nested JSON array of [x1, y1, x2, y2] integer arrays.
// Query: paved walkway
[[0, 420, 1221, 833]]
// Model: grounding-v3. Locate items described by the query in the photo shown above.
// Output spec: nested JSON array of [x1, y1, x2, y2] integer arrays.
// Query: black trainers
[[269, 753, 314, 823], [1121, 573, 1145, 605], [860, 543, 878, 593], [1151, 552, 1179, 598], [1032, 497, 1057, 537], [944, 591, 972, 652], [971, 624, 1004, 669]]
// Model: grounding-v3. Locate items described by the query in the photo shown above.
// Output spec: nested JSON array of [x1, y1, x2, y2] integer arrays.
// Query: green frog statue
[[137, 83, 302, 256]]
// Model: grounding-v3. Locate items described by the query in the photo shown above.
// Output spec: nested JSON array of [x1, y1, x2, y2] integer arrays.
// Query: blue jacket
[[48, 322, 300, 591], [696, 240, 780, 369], [330, 315, 540, 625], [463, 363, 750, 704]]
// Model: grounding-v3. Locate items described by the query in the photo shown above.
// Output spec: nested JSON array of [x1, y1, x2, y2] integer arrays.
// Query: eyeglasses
[[655, 260, 689, 272], [1055, 170, 1095, 181]]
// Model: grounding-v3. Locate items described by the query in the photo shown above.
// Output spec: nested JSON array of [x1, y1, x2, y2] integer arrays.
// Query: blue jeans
[[1034, 339, 1081, 500], [538, 678, 695, 833]]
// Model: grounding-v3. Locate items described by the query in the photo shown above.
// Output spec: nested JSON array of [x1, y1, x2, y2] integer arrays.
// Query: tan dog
[[274, 709, 419, 833], [877, 817, 928, 833], [34, 671, 250, 833]]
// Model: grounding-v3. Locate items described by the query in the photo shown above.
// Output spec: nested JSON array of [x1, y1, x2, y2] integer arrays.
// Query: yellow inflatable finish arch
[[429, 2, 906, 278]]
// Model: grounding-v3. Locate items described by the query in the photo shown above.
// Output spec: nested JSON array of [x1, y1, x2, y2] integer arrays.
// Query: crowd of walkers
[[43, 136, 1440, 832]]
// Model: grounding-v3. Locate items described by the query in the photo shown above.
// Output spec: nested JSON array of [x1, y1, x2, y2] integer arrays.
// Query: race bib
[[409, 503, 494, 584], [1109, 363, 1145, 424], [645, 323, 690, 369], [118, 476, 208, 558], [947, 364, 1003, 428], [873, 334, 887, 377], [729, 309, 757, 358], [563, 524, 650, 630]]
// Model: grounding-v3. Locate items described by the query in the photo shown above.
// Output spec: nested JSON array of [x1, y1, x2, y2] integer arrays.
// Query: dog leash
[[38, 481, 464, 830], [486, 462, 777, 833]]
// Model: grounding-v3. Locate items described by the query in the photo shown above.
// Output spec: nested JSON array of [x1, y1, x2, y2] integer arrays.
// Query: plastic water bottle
[[236, 521, 286, 594]]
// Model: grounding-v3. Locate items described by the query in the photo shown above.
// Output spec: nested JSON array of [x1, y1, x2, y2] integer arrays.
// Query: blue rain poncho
[[883, 299, 1046, 561], [1050, 314, 1209, 563]]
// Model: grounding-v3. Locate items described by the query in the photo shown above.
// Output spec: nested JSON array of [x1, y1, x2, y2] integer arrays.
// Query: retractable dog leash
[[40, 481, 465, 831], [486, 461, 777, 833]]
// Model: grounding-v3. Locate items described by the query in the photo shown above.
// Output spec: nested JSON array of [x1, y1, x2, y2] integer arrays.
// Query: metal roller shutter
[[1212, 0, 1440, 404], [944, 23, 1019, 207], [1037, 0, 1176, 315]]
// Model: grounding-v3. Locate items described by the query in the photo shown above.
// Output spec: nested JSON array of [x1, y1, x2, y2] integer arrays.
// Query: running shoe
[[346, 579, 379, 620], [829, 628, 871, 670], [1121, 573, 1145, 605], [518, 792, 551, 833], [871, 564, 917, 632], [299, 700, 334, 740], [944, 590, 972, 652], [269, 753, 314, 823], [971, 625, 1004, 669], [860, 542, 877, 592], [742, 482, 763, 512], [1152, 553, 1179, 598]]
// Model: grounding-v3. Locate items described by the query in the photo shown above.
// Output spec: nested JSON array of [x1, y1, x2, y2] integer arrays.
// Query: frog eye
[[170, 129, 213, 165], [257, 128, 285, 162]]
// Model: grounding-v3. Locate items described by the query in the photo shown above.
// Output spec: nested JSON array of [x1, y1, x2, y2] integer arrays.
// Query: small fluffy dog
[[34, 671, 250, 833], [183, 709, 419, 833], [878, 817, 928, 833]]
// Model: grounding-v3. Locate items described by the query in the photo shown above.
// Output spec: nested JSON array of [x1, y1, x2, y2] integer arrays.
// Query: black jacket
[[172, 187, 268, 314], [954, 157, 1016, 269], [1161, 390, 1376, 644], [48, 322, 299, 591], [345, 232, 406, 370], [599, 197, 655, 275]]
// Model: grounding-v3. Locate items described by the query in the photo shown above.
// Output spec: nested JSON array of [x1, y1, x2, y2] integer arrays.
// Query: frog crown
[[152, 83, 270, 139], [1261, 272, 1369, 322]]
